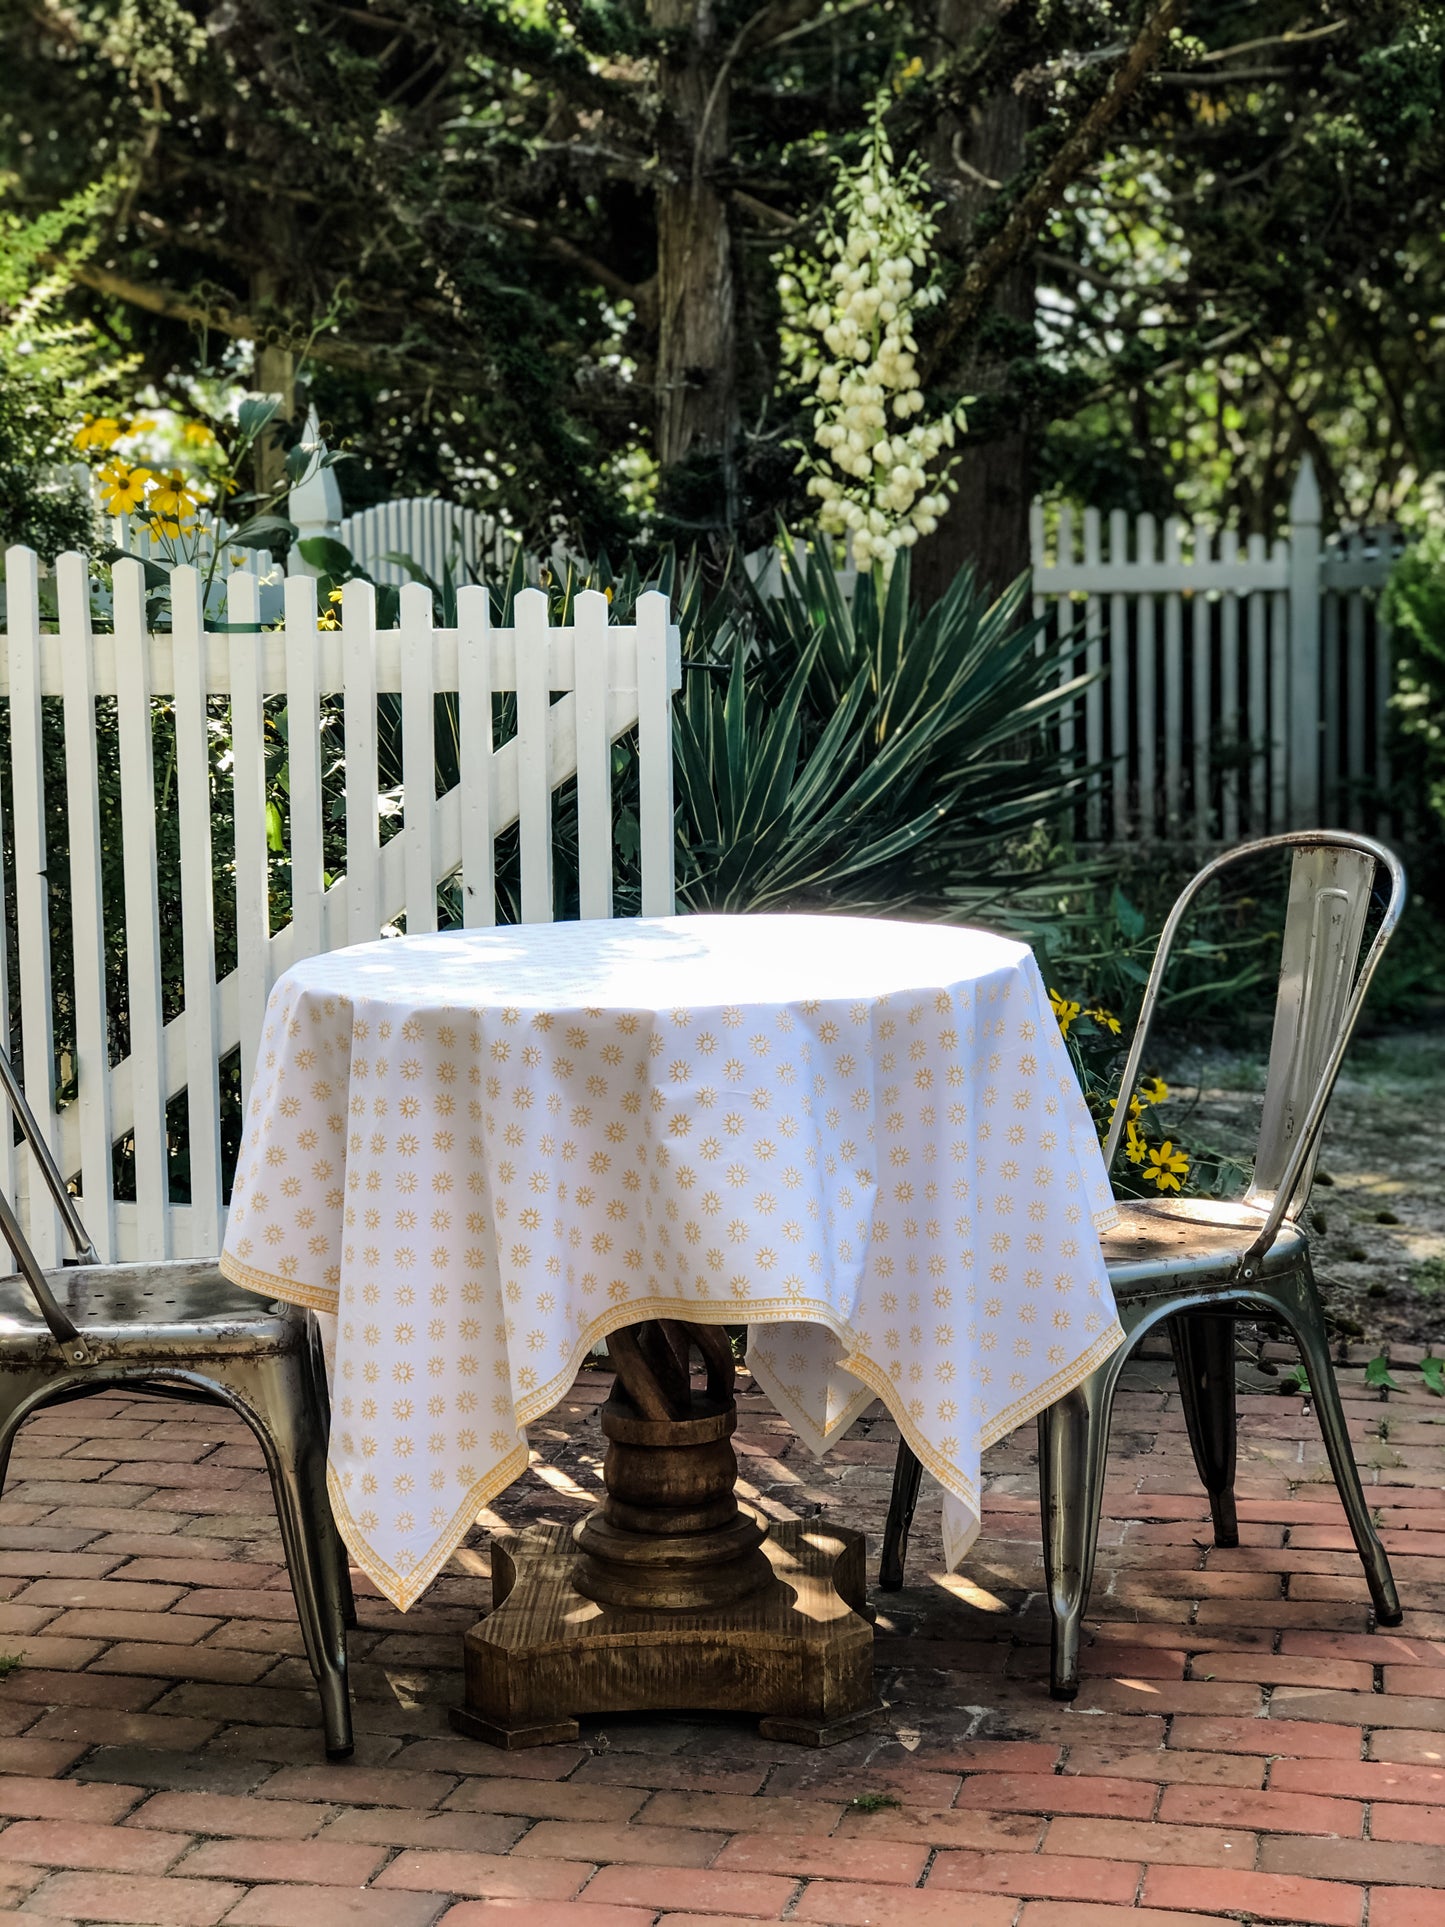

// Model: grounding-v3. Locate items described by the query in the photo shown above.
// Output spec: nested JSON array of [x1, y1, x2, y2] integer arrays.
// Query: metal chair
[[878, 830, 1406, 1698], [0, 1049, 353, 1757]]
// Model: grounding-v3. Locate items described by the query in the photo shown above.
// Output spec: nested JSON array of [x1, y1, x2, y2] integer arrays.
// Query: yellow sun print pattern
[[220, 915, 1124, 1608]]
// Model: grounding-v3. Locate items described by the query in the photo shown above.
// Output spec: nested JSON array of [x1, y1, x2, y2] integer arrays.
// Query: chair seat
[[1102, 1195, 1307, 1297], [0, 1260, 303, 1360]]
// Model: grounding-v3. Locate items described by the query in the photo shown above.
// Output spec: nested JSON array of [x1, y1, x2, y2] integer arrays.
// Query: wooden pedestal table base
[[451, 1320, 882, 1749]]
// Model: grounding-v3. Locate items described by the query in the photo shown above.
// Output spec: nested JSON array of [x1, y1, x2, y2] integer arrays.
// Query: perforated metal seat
[[0, 1261, 294, 1348], [0, 1059, 353, 1758], [878, 831, 1405, 1697], [1100, 1198, 1308, 1294]]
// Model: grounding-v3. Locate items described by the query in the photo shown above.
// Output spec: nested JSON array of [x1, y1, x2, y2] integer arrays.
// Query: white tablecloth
[[220, 915, 1124, 1609]]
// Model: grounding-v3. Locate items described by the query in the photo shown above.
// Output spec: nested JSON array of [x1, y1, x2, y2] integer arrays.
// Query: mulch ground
[[1164, 1026, 1445, 1353], [0, 1344, 1439, 1927]]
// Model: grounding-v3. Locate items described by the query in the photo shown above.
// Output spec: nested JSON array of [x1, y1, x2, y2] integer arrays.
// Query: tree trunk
[[250, 267, 296, 498], [649, 0, 737, 530], [913, 0, 1036, 603]]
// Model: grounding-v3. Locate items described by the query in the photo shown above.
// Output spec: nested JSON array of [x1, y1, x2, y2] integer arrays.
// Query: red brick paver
[[0, 1352, 1435, 1925]]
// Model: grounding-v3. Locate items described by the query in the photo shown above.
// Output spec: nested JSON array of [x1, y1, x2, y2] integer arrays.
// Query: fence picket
[[1192, 522, 1213, 841], [1322, 586, 1341, 823], [636, 591, 677, 917], [113, 558, 170, 1260], [228, 570, 271, 1092], [1108, 510, 1129, 839], [1082, 508, 1103, 841], [1135, 514, 1157, 840], [1269, 546, 1290, 831], [1055, 507, 1076, 771], [0, 677, 13, 1210], [1375, 593, 1394, 838], [1162, 518, 1184, 832], [170, 566, 223, 1255], [400, 583, 438, 934], [1247, 534, 1268, 831], [1346, 537, 1366, 831], [343, 579, 381, 943], [515, 587, 554, 924], [1219, 528, 1240, 843], [574, 590, 614, 920], [5, 547, 59, 1261], [283, 576, 325, 963], [457, 585, 496, 925]]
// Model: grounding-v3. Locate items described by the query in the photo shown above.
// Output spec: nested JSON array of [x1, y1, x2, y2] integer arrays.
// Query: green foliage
[[1383, 526, 1445, 836], [1421, 1355, 1445, 1398], [7, 0, 1442, 555], [673, 544, 1087, 911], [1364, 1354, 1400, 1394], [984, 871, 1282, 1039], [0, 182, 123, 552], [0, 1654, 21, 1679]]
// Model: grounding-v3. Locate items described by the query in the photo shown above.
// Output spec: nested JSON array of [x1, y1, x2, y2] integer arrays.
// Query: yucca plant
[[673, 543, 1093, 912]]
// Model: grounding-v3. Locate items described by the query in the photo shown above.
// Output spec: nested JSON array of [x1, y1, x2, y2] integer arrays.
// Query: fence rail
[[0, 550, 680, 1265]]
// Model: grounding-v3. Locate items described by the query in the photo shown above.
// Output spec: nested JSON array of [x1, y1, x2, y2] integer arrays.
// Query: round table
[[222, 913, 1123, 1745]]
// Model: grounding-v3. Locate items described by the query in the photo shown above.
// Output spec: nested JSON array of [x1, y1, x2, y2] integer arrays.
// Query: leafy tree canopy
[[1, 0, 1442, 576]]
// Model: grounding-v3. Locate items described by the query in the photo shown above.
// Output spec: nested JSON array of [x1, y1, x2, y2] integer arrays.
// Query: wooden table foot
[[451, 1320, 881, 1748], [451, 1516, 882, 1748]]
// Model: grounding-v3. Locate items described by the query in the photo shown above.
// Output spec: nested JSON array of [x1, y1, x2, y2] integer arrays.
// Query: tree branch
[[924, 0, 1184, 377], [487, 209, 651, 311], [55, 259, 493, 388], [1196, 19, 1347, 62]]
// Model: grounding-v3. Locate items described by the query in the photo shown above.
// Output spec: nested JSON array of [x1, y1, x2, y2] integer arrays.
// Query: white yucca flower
[[774, 100, 965, 575]]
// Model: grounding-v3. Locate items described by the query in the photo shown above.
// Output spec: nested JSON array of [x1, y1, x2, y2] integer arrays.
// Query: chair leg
[[879, 1441, 924, 1591], [211, 1352, 354, 1758], [1038, 1359, 1122, 1700], [0, 1372, 62, 1498], [1268, 1264, 1402, 1627], [1170, 1314, 1239, 1547]]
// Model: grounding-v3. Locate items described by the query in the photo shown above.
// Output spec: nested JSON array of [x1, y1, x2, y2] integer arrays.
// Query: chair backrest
[[1248, 845, 1374, 1217], [1102, 831, 1406, 1258]]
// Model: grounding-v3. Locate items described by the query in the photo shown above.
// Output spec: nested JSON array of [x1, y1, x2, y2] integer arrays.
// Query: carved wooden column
[[451, 1320, 881, 1749]]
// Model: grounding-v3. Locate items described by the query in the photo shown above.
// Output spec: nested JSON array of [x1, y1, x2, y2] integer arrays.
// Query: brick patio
[[0, 1343, 1439, 1927]]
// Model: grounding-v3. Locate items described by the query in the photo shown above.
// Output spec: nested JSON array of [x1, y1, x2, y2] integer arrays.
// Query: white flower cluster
[[776, 108, 965, 573]]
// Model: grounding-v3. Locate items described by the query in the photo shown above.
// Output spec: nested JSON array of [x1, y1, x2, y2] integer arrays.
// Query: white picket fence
[[0, 549, 681, 1265], [1031, 460, 1399, 843], [337, 499, 514, 588], [301, 457, 1398, 845]]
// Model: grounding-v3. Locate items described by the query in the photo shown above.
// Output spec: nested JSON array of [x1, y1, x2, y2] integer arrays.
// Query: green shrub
[[673, 544, 1089, 910], [1383, 527, 1445, 836]]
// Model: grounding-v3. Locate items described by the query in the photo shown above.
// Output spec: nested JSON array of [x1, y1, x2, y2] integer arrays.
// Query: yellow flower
[[181, 420, 216, 447], [1139, 1074, 1168, 1106], [147, 514, 190, 540], [1048, 989, 1082, 1036], [125, 417, 157, 435], [74, 414, 123, 452], [1109, 1093, 1144, 1122], [317, 586, 344, 632], [1086, 1004, 1122, 1034], [1143, 1140, 1189, 1192], [97, 461, 152, 515], [150, 468, 201, 521], [1124, 1121, 1147, 1165]]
